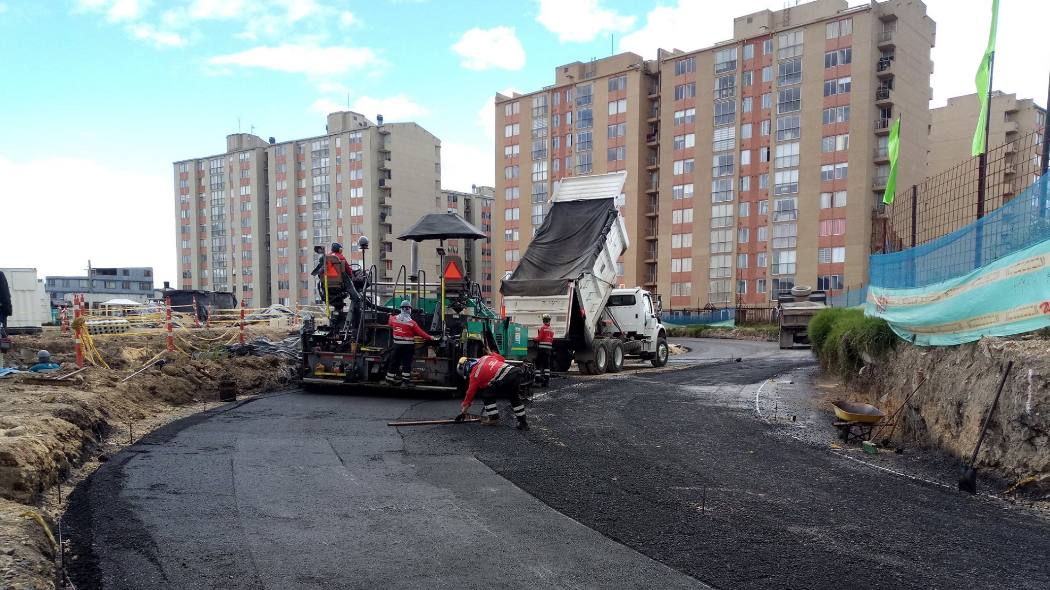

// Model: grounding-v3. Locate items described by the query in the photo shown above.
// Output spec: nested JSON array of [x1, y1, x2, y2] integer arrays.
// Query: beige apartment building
[[929, 91, 1046, 176], [173, 111, 443, 307], [494, 0, 935, 309], [441, 186, 495, 303]]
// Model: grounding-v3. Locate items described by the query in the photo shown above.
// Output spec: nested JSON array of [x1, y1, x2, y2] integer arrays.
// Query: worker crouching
[[385, 300, 434, 386], [456, 352, 529, 431]]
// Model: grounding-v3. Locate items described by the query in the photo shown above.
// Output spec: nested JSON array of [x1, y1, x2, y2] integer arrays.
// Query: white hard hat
[[400, 299, 412, 309]]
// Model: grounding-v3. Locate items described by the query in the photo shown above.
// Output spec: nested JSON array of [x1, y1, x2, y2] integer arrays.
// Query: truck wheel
[[779, 329, 793, 350], [650, 337, 669, 367], [552, 352, 573, 373], [605, 340, 624, 373], [592, 340, 608, 375]]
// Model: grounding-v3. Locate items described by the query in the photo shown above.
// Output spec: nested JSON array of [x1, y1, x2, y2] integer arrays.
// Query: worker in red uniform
[[330, 242, 353, 275], [385, 299, 434, 386], [535, 313, 554, 387], [455, 351, 529, 430]]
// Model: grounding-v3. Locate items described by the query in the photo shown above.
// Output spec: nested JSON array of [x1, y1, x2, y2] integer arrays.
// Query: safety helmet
[[38, 350, 51, 361], [400, 299, 412, 309], [457, 357, 470, 378], [331, 242, 342, 252], [541, 313, 552, 323]]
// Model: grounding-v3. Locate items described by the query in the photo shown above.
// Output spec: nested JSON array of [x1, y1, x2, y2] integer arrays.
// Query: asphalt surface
[[66, 339, 1050, 589]]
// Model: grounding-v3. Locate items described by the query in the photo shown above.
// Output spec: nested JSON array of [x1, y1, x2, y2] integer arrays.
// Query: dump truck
[[0, 268, 50, 335], [777, 285, 827, 349], [500, 171, 668, 374]]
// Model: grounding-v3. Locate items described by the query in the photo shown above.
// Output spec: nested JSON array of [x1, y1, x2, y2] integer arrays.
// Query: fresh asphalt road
[[67, 339, 1050, 589]]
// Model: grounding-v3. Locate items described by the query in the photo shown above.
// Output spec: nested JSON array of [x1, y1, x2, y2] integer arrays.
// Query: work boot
[[515, 419, 530, 431], [480, 415, 501, 425]]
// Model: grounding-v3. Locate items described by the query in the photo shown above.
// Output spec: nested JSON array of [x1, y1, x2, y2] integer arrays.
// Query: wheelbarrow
[[831, 400, 887, 444]]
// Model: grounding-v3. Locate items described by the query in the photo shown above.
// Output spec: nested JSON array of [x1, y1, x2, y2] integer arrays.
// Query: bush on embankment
[[809, 307, 897, 380], [666, 323, 779, 341]]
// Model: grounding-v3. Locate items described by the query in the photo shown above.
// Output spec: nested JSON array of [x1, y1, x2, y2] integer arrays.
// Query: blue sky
[[0, 0, 1045, 287]]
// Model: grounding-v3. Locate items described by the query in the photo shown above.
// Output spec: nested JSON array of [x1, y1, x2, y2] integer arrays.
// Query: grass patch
[[810, 308, 898, 379], [666, 323, 779, 341]]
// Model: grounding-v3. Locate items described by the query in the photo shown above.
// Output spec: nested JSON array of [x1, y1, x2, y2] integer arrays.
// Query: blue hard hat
[[331, 242, 342, 252]]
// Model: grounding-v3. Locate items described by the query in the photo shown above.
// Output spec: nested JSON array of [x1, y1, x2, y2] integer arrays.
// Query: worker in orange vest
[[385, 299, 434, 386], [455, 351, 529, 430], [535, 313, 554, 387]]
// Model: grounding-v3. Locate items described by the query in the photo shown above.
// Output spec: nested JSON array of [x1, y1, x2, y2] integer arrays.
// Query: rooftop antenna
[[250, 124, 255, 135], [238, 117, 241, 133]]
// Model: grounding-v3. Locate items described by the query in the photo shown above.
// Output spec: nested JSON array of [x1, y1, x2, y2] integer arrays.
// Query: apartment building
[[174, 111, 443, 307], [494, 0, 935, 308], [441, 186, 495, 303], [46, 267, 155, 305], [929, 91, 1046, 176]]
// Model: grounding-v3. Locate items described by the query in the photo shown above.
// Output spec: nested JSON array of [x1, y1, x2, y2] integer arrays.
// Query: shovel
[[959, 360, 1012, 495]]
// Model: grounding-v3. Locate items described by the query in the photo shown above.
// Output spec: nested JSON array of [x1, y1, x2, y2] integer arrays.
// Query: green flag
[[883, 117, 901, 205], [971, 0, 1000, 156]]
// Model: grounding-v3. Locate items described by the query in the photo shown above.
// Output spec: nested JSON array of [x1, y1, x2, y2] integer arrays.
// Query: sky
[[0, 0, 1046, 288]]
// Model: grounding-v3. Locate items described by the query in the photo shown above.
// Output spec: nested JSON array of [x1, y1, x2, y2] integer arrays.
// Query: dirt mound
[[0, 325, 300, 588]]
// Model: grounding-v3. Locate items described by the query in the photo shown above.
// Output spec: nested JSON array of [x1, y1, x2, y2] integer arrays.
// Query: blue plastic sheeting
[[869, 174, 1050, 289], [865, 237, 1050, 346], [827, 286, 868, 308], [661, 308, 735, 326]]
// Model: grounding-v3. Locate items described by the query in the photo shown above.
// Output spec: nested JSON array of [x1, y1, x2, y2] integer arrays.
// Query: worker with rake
[[456, 351, 529, 431]]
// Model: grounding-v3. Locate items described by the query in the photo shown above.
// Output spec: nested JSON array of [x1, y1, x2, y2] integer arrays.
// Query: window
[[670, 233, 693, 248], [773, 197, 798, 221], [772, 250, 796, 274], [773, 170, 798, 195], [608, 122, 627, 139], [532, 161, 548, 182], [740, 150, 752, 166], [504, 144, 519, 159], [762, 66, 772, 83], [777, 30, 803, 59], [505, 208, 519, 221], [532, 117, 548, 139], [608, 75, 627, 91], [819, 219, 846, 236], [504, 123, 520, 137], [822, 105, 851, 124], [759, 147, 769, 163], [824, 48, 853, 68], [672, 183, 694, 199], [757, 279, 767, 294], [820, 191, 848, 208], [757, 253, 767, 269], [553, 136, 560, 150], [741, 123, 752, 139], [709, 280, 732, 304], [712, 153, 735, 177], [575, 152, 593, 174], [673, 133, 696, 150], [777, 88, 801, 113], [671, 209, 694, 224], [532, 204, 547, 225], [821, 165, 835, 181], [738, 228, 750, 243], [713, 127, 735, 151], [818, 247, 846, 263], [710, 255, 731, 278], [576, 83, 593, 106], [671, 282, 692, 296], [777, 59, 802, 86], [674, 108, 696, 125], [744, 44, 754, 60], [739, 202, 750, 217], [774, 142, 800, 169], [505, 249, 520, 262], [714, 101, 736, 126], [711, 179, 734, 202], [504, 102, 520, 116], [758, 200, 769, 216], [826, 17, 853, 39], [673, 158, 695, 175], [675, 57, 696, 75], [504, 165, 519, 179], [576, 108, 593, 129], [742, 97, 753, 113], [608, 146, 627, 162], [776, 115, 801, 141], [761, 93, 772, 110], [675, 83, 697, 100], [763, 39, 773, 55], [835, 162, 849, 179], [505, 186, 519, 200], [714, 48, 737, 73], [671, 257, 693, 273], [711, 204, 733, 228], [823, 76, 851, 96], [818, 275, 844, 291], [576, 130, 593, 151], [714, 74, 736, 100], [742, 70, 753, 86], [532, 138, 548, 160], [711, 230, 733, 254], [608, 99, 627, 115], [760, 120, 771, 136], [822, 134, 850, 153]]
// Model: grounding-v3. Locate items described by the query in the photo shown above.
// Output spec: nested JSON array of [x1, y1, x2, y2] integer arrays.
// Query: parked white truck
[[500, 172, 669, 374], [0, 268, 50, 334]]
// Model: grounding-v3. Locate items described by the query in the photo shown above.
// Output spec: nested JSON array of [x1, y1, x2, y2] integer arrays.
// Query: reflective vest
[[389, 314, 432, 345], [536, 324, 554, 349]]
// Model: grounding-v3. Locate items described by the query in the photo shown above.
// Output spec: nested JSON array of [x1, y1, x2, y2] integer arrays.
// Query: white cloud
[[618, 2, 708, 59], [339, 11, 356, 27], [127, 23, 187, 48], [207, 44, 381, 77], [451, 26, 526, 71], [76, 0, 145, 23], [478, 87, 520, 141], [351, 94, 429, 121], [441, 141, 494, 191], [535, 0, 635, 43], [187, 0, 244, 20], [0, 156, 175, 284], [308, 97, 349, 115]]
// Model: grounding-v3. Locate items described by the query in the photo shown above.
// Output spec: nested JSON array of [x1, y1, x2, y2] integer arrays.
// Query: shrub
[[808, 307, 851, 353], [814, 308, 898, 380]]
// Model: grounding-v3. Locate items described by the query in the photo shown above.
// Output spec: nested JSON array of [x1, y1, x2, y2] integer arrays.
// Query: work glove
[[454, 411, 467, 423]]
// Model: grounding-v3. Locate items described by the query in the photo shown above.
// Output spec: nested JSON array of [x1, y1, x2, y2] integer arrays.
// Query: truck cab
[[604, 288, 662, 340]]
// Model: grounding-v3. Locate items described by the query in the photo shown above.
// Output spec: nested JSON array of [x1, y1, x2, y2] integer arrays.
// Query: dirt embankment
[[0, 326, 298, 589], [838, 336, 1050, 491]]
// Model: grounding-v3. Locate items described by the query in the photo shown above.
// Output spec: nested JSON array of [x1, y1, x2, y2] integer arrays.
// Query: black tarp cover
[[500, 199, 618, 297], [397, 213, 488, 242]]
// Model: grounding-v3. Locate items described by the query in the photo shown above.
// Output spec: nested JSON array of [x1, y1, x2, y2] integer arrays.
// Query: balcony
[[643, 274, 657, 286], [647, 156, 660, 169], [648, 84, 660, 98], [645, 203, 659, 216], [874, 147, 890, 163], [877, 30, 895, 48], [872, 176, 888, 189], [645, 180, 659, 194], [876, 87, 893, 106], [646, 132, 660, 145], [875, 118, 892, 134], [1003, 164, 1017, 176], [645, 227, 659, 240], [647, 107, 660, 121], [1004, 120, 1020, 135], [644, 249, 659, 263], [1002, 179, 1017, 196], [876, 57, 894, 78], [379, 157, 391, 170], [378, 141, 391, 153]]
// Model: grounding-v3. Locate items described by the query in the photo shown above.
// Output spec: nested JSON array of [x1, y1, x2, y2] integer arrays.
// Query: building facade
[[494, 0, 935, 309], [441, 186, 495, 303], [928, 91, 1046, 176], [45, 267, 155, 305], [174, 111, 444, 307]]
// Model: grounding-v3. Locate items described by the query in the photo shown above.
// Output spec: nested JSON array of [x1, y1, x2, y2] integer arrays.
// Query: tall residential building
[[174, 111, 443, 307], [441, 186, 495, 303], [494, 0, 935, 309], [928, 91, 1046, 176]]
